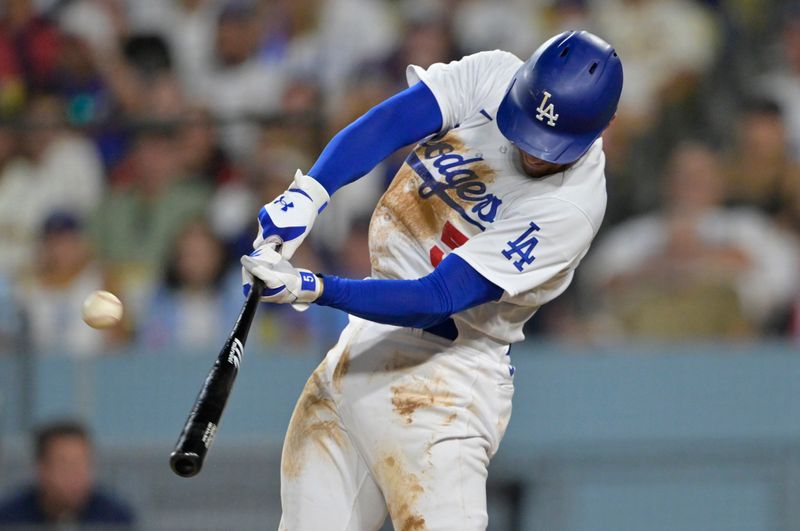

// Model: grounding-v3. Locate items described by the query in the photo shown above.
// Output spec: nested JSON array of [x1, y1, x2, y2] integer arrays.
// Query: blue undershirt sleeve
[[308, 82, 443, 196], [315, 254, 504, 328]]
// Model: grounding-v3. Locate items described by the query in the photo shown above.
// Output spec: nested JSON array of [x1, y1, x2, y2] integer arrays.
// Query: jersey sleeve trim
[[451, 246, 521, 298], [406, 64, 450, 132], [452, 244, 575, 300]]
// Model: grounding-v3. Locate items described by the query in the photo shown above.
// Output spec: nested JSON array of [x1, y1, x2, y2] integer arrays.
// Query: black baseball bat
[[169, 277, 265, 477]]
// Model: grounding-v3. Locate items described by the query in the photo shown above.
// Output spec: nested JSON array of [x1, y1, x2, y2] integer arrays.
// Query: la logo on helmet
[[535, 91, 558, 127]]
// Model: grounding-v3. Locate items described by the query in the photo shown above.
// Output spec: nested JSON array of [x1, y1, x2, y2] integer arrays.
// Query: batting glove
[[253, 170, 329, 259], [241, 246, 323, 310]]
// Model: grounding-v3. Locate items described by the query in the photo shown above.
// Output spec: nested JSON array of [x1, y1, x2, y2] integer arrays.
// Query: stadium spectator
[[584, 142, 800, 339], [758, 10, 800, 161], [723, 100, 800, 232], [92, 127, 210, 314], [0, 0, 61, 112], [22, 93, 103, 212], [137, 219, 242, 351], [177, 105, 241, 187], [56, 0, 127, 55], [373, 2, 460, 92], [277, 74, 326, 157], [17, 212, 116, 356], [0, 94, 103, 276], [160, 0, 221, 92], [51, 32, 113, 127], [195, 0, 287, 157], [0, 420, 135, 527]]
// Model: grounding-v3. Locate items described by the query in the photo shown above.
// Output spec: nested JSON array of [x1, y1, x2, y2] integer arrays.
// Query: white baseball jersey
[[368, 50, 608, 345]]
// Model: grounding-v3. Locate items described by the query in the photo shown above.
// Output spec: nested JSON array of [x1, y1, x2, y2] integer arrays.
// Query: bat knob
[[170, 451, 201, 478]]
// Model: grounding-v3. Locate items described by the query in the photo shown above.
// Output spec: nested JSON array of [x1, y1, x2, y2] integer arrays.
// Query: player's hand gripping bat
[[169, 276, 265, 477]]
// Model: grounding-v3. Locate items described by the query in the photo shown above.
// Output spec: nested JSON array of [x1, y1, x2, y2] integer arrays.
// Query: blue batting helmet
[[497, 30, 623, 164]]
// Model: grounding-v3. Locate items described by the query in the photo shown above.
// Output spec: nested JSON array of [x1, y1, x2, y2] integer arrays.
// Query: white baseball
[[81, 290, 124, 329]]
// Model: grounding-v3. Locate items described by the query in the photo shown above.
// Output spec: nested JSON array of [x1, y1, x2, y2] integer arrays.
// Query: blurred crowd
[[0, 0, 799, 358]]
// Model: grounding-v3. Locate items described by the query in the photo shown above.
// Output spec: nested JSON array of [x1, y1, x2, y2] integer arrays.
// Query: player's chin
[[519, 151, 570, 177]]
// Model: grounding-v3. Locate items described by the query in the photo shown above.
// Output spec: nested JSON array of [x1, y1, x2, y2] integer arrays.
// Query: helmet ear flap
[[497, 30, 623, 165]]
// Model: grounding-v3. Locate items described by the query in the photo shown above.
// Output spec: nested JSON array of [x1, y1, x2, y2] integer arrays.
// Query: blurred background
[[0, 0, 799, 529]]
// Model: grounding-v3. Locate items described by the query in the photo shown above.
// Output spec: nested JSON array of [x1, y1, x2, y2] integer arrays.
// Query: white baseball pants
[[277, 316, 514, 531]]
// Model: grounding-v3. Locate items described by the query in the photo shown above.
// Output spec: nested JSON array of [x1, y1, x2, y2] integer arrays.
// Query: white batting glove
[[241, 246, 323, 310], [253, 170, 329, 260]]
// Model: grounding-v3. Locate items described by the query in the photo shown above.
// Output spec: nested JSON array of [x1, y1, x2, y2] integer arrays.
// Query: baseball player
[[241, 30, 623, 531]]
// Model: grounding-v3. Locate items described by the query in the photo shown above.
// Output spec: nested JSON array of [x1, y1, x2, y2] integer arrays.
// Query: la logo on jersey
[[535, 91, 559, 127], [502, 221, 541, 271]]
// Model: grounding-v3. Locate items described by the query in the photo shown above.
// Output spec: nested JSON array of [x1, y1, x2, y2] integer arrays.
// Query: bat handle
[[251, 277, 265, 298]]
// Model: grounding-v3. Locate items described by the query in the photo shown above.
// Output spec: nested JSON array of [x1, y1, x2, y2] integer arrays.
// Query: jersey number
[[429, 221, 469, 266]]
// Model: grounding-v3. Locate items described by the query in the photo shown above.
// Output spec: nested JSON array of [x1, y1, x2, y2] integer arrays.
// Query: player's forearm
[[307, 82, 443, 196], [317, 275, 451, 328], [316, 254, 503, 328]]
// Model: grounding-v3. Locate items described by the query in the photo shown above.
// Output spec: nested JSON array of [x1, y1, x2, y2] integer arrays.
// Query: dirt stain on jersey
[[469, 161, 497, 185], [390, 375, 454, 424], [435, 132, 498, 193], [372, 164, 443, 244], [281, 366, 346, 479], [442, 132, 466, 152], [375, 453, 426, 531], [368, 132, 497, 256]]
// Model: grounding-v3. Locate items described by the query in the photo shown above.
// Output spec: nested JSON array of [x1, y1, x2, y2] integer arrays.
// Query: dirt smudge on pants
[[331, 344, 351, 393], [375, 453, 427, 531], [383, 350, 424, 372], [390, 375, 454, 424], [281, 365, 345, 479]]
